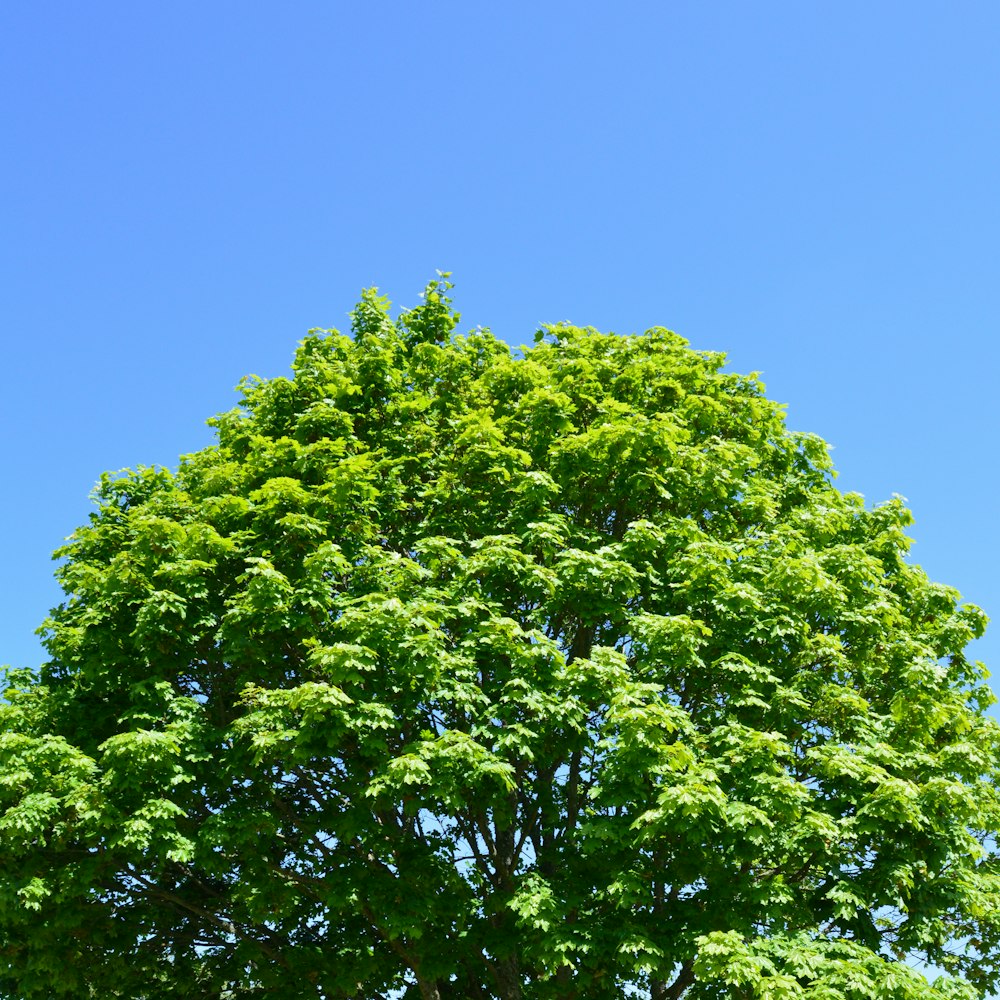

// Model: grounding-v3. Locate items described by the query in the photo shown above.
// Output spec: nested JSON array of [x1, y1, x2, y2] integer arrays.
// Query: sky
[[1, 2, 997, 698]]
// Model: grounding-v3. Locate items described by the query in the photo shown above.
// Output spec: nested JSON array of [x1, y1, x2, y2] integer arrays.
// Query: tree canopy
[[1, 279, 998, 999]]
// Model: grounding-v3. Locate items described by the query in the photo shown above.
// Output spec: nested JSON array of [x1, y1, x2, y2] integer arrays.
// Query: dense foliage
[[1, 280, 998, 999]]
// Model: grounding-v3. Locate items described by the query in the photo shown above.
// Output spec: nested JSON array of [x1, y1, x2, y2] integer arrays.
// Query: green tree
[[1, 279, 998, 999]]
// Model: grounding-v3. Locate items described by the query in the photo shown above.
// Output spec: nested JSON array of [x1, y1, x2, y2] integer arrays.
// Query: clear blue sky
[[2, 2, 998, 703]]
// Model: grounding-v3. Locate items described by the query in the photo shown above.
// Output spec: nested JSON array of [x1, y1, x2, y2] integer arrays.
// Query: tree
[[1, 278, 998, 1000]]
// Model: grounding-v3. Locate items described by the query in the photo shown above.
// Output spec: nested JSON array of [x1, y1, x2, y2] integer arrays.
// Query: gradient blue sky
[[2, 2, 998, 707]]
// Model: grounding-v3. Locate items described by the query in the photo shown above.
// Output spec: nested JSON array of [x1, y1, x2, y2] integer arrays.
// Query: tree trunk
[[665, 960, 694, 999], [555, 965, 574, 999], [493, 955, 522, 1000], [417, 977, 443, 1000]]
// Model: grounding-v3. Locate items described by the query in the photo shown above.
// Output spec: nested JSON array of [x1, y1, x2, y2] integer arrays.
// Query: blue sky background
[[2, 1, 997, 709]]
